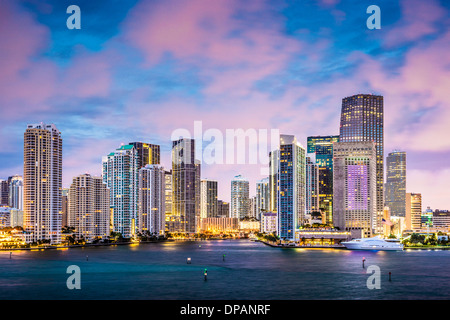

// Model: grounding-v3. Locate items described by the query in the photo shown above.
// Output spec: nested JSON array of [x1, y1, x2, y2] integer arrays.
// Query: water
[[0, 239, 449, 300]]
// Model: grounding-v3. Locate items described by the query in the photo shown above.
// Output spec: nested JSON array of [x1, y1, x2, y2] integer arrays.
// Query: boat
[[341, 236, 403, 251]]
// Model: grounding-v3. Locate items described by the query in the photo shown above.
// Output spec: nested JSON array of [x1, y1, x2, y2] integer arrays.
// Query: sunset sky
[[1, 0, 449, 209]]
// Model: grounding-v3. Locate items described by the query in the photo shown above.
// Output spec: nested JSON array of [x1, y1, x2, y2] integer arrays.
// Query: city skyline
[[1, 0, 450, 211]]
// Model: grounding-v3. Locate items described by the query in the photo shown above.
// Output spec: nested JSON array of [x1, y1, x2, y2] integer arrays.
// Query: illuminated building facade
[[217, 200, 229, 218], [333, 141, 377, 238], [129, 142, 161, 168], [230, 175, 249, 220], [172, 138, 201, 233], [102, 144, 139, 238], [385, 151, 406, 217], [138, 164, 166, 236], [69, 174, 110, 242], [305, 156, 320, 215], [405, 192, 422, 231], [8, 175, 23, 210], [307, 135, 339, 224], [24, 123, 62, 244], [277, 134, 306, 241], [269, 150, 279, 213], [256, 177, 270, 221], [200, 179, 218, 218], [339, 94, 384, 234]]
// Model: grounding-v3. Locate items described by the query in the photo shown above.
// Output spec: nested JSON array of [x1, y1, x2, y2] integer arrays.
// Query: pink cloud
[[383, 0, 446, 47], [123, 0, 302, 96]]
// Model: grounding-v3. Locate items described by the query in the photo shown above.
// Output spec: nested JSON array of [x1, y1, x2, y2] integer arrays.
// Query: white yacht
[[341, 236, 403, 251]]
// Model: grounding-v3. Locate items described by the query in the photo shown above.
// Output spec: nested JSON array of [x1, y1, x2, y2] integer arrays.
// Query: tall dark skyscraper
[[307, 135, 339, 224], [172, 138, 200, 233], [385, 151, 406, 217], [339, 94, 384, 234], [129, 142, 161, 168]]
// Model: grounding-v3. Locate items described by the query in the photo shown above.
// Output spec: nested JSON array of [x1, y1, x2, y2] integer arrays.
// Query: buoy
[[204, 269, 208, 281], [362, 257, 366, 268], [223, 254, 225, 261], [86, 255, 89, 261]]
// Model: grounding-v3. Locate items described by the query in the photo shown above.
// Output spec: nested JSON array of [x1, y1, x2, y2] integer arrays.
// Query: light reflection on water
[[0, 239, 449, 300]]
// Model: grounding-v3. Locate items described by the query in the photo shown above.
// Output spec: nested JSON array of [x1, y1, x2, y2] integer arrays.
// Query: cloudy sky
[[1, 0, 449, 209]]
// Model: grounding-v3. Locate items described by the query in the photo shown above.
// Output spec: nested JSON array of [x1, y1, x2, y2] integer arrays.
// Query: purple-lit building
[[333, 141, 377, 238]]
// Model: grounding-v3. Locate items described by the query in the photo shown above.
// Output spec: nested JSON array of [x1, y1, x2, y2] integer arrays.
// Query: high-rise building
[[0, 179, 9, 206], [172, 138, 201, 233], [256, 177, 270, 220], [61, 188, 69, 228], [24, 123, 62, 244], [200, 179, 218, 218], [138, 164, 166, 236], [385, 151, 406, 217], [405, 193, 422, 231], [432, 210, 450, 229], [93, 176, 110, 239], [248, 196, 257, 220], [68, 174, 104, 242], [8, 175, 23, 210], [68, 174, 110, 242], [269, 150, 279, 213], [164, 170, 177, 232], [102, 144, 139, 238], [0, 207, 11, 228], [277, 134, 306, 241], [339, 94, 384, 234], [217, 200, 230, 218], [230, 175, 249, 220], [129, 142, 161, 168], [307, 135, 339, 223], [305, 156, 320, 215], [333, 141, 377, 238]]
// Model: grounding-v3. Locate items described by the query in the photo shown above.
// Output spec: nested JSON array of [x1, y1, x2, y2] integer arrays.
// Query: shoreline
[[0, 239, 167, 251]]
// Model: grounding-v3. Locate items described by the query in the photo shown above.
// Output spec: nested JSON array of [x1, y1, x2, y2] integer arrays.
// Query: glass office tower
[[277, 135, 306, 241], [339, 94, 384, 234], [307, 135, 339, 224], [385, 151, 406, 217]]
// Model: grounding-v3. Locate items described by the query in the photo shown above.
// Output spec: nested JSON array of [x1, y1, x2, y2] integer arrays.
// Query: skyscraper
[[172, 138, 201, 233], [138, 164, 166, 236], [129, 142, 161, 168], [0, 179, 9, 206], [307, 135, 339, 223], [333, 141, 377, 238], [24, 123, 62, 244], [256, 177, 270, 220], [269, 150, 279, 213], [200, 179, 218, 218], [339, 94, 384, 234], [217, 200, 230, 218], [8, 175, 23, 210], [102, 144, 139, 238], [385, 151, 406, 217], [305, 156, 319, 215], [68, 174, 110, 242], [61, 188, 69, 228], [405, 193, 422, 231], [277, 134, 306, 241], [230, 175, 249, 220]]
